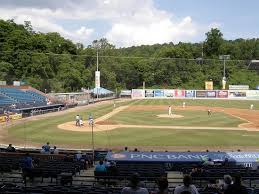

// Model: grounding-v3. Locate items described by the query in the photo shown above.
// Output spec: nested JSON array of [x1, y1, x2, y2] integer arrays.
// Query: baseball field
[[2, 99, 259, 151]]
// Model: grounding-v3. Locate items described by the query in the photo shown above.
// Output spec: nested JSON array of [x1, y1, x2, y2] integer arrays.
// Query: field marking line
[[95, 105, 129, 122]]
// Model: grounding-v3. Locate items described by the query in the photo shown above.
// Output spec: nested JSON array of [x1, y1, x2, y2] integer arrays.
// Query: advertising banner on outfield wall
[[246, 90, 259, 99], [185, 90, 195, 98], [196, 91, 206, 98], [206, 91, 217, 98], [164, 90, 174, 97], [145, 89, 154, 97], [132, 89, 145, 98], [229, 85, 249, 90], [174, 89, 185, 98], [217, 91, 228, 98], [229, 91, 247, 98], [154, 90, 164, 97]]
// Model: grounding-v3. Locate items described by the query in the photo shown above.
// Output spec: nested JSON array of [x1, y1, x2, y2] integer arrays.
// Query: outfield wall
[[131, 89, 259, 100]]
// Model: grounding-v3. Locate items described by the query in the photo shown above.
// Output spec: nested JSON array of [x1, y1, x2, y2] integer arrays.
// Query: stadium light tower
[[219, 55, 230, 89], [93, 42, 101, 101]]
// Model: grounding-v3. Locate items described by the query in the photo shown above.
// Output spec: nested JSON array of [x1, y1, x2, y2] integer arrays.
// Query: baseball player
[[88, 115, 94, 126], [208, 109, 212, 116], [75, 115, 80, 126], [250, 104, 254, 110], [113, 100, 116, 108], [168, 106, 172, 115], [79, 117, 84, 126], [182, 102, 186, 108]]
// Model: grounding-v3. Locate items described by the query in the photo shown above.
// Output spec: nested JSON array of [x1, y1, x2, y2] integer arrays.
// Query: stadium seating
[[0, 88, 46, 105], [1, 150, 259, 194], [0, 93, 16, 106]]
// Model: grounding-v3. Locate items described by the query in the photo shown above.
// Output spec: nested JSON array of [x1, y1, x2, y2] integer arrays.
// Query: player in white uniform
[[250, 104, 254, 110], [79, 117, 84, 126], [168, 106, 172, 115], [182, 102, 186, 108]]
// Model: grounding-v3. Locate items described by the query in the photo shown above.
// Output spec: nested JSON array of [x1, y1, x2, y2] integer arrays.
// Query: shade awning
[[90, 87, 114, 95]]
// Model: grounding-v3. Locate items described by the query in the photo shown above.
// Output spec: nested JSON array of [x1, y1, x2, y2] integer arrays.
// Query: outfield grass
[[3, 99, 259, 149], [108, 110, 243, 127]]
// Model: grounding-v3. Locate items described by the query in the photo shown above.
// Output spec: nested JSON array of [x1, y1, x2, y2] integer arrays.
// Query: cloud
[[0, 7, 94, 43], [0, 0, 217, 47]]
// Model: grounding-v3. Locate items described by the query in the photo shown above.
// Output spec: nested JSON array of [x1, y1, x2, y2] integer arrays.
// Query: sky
[[0, 0, 258, 48]]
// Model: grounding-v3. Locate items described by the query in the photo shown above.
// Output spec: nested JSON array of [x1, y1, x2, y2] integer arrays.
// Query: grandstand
[[0, 85, 64, 116]]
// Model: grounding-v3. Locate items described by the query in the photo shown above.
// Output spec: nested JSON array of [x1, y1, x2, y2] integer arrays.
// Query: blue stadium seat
[[0, 88, 47, 108]]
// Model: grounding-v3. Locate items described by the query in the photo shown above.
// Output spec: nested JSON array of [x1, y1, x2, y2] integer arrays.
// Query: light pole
[[219, 55, 230, 89], [91, 117, 95, 161]]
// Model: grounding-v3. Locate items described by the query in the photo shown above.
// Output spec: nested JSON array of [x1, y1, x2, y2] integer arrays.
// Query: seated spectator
[[75, 150, 82, 161], [122, 173, 149, 194], [52, 146, 59, 154], [21, 153, 34, 181], [42, 142, 50, 153], [104, 158, 111, 168], [95, 159, 107, 172], [125, 147, 129, 152], [40, 146, 47, 154], [203, 179, 221, 194], [152, 176, 170, 194], [190, 165, 207, 177], [224, 174, 248, 194], [218, 174, 232, 192], [107, 161, 118, 176], [6, 144, 16, 152], [203, 158, 214, 166], [134, 148, 138, 152], [174, 175, 199, 194]]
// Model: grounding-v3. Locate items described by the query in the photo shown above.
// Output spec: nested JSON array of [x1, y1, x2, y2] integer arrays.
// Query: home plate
[[157, 114, 184, 118]]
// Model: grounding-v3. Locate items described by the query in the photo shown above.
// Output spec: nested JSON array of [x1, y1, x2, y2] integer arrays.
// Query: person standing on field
[[250, 104, 254, 110], [75, 114, 80, 126], [208, 109, 212, 116], [168, 106, 172, 115]]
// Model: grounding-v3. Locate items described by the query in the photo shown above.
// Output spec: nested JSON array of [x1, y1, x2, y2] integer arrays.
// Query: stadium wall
[[131, 89, 259, 100]]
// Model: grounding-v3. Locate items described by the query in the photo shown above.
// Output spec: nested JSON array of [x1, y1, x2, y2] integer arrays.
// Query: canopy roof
[[90, 87, 114, 95]]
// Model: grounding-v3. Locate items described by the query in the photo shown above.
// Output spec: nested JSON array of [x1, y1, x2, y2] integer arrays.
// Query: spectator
[[220, 175, 232, 192], [224, 174, 248, 194], [174, 175, 199, 194], [122, 173, 149, 194], [40, 146, 47, 154], [125, 147, 129, 152], [134, 148, 138, 152], [52, 146, 59, 154], [152, 176, 170, 194], [42, 142, 50, 153], [203, 158, 214, 166], [6, 144, 16, 152], [108, 161, 118, 176], [21, 153, 34, 182], [95, 159, 107, 172], [203, 179, 221, 194], [104, 158, 111, 168], [75, 150, 82, 161], [191, 165, 207, 177]]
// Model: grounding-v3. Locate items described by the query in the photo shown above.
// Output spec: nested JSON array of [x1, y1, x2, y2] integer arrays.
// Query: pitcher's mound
[[157, 114, 184, 118]]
